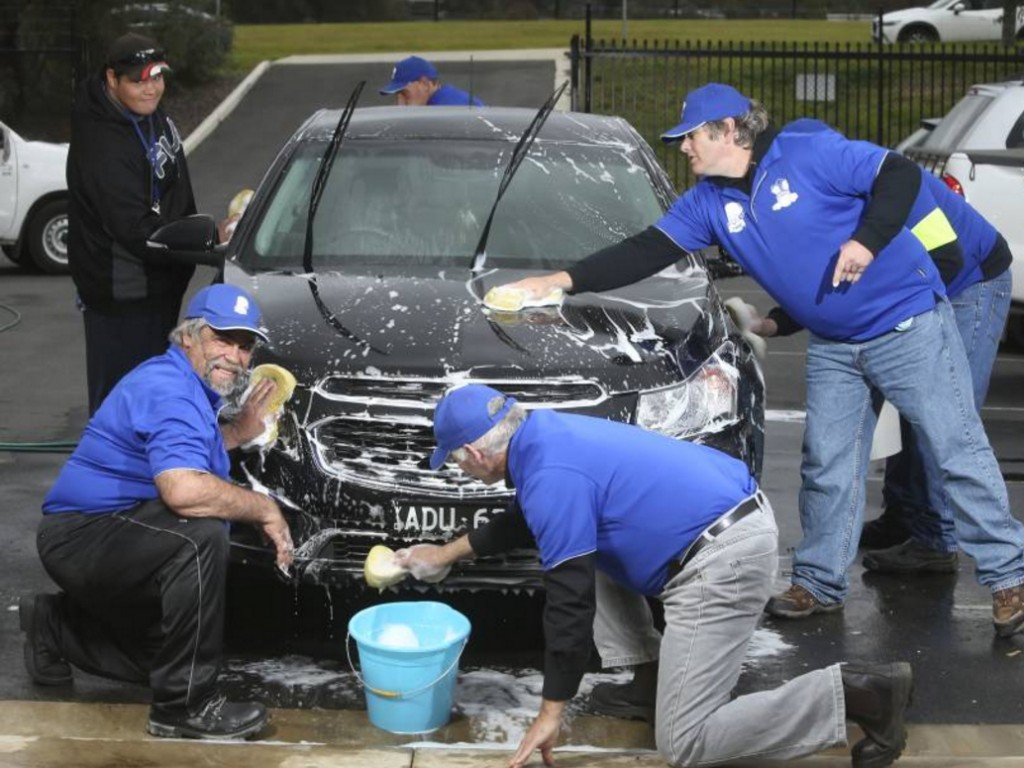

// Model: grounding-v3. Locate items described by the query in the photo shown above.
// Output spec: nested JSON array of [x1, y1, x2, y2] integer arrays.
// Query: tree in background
[[3, 0, 233, 140], [77, 0, 232, 85], [225, 0, 405, 23], [1001, 0, 1022, 45]]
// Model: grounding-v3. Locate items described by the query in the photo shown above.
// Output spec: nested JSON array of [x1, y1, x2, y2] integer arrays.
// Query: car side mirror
[[148, 214, 217, 251], [952, 1, 966, 12]]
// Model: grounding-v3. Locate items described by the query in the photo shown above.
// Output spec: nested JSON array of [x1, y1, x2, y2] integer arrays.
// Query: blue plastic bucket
[[347, 601, 471, 734]]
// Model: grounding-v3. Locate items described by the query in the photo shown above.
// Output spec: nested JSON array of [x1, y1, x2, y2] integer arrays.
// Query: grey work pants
[[595, 499, 847, 766]]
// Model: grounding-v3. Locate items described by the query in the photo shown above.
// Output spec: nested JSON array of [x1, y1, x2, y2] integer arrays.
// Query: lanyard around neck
[[127, 112, 161, 209]]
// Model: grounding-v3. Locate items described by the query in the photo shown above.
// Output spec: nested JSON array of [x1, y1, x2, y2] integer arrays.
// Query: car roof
[[291, 106, 642, 147]]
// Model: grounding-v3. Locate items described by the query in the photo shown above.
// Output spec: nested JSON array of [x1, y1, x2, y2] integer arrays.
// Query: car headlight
[[636, 344, 739, 439]]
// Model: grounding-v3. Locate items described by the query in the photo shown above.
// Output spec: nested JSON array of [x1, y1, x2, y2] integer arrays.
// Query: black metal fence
[[569, 31, 1024, 190]]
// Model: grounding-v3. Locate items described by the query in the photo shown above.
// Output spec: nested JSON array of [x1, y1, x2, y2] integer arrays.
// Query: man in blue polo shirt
[[398, 384, 913, 768], [746, 145, 1014, 575], [22, 284, 294, 741], [505, 83, 1024, 638], [379, 55, 484, 107]]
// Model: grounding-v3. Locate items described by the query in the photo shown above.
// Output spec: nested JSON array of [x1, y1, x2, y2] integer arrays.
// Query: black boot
[[588, 661, 657, 723], [859, 508, 912, 550], [19, 594, 72, 686], [842, 662, 914, 768], [148, 695, 268, 740]]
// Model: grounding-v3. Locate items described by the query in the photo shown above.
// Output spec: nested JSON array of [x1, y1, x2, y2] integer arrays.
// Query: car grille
[[310, 376, 608, 498]]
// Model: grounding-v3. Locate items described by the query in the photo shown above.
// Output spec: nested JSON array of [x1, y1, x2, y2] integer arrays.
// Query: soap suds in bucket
[[377, 623, 420, 649]]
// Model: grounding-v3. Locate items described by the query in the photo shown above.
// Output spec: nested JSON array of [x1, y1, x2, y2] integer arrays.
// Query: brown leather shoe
[[765, 584, 843, 619], [993, 585, 1024, 637]]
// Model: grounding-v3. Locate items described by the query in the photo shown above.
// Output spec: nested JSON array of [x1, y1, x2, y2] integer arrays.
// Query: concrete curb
[[5, 701, 1024, 762], [184, 60, 272, 156], [274, 48, 568, 64]]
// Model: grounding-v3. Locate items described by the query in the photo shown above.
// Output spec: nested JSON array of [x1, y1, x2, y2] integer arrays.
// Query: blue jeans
[[882, 271, 1013, 551], [795, 298, 1024, 604]]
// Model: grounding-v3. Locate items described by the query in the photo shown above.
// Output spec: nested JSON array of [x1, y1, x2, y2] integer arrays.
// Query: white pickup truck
[[0, 120, 69, 274], [904, 79, 1024, 345]]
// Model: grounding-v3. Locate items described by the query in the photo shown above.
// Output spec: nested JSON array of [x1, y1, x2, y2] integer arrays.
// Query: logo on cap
[[234, 296, 249, 315], [429, 384, 517, 470]]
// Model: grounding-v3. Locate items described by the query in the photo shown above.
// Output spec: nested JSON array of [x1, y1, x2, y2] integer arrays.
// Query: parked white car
[[873, 0, 1024, 43], [943, 150, 1024, 345], [0, 120, 69, 274], [904, 79, 1024, 344]]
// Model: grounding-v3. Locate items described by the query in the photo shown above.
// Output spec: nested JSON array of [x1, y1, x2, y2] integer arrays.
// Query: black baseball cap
[[105, 33, 172, 82]]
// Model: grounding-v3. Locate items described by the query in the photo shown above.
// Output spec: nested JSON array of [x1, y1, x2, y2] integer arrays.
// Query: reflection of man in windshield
[[379, 56, 484, 107]]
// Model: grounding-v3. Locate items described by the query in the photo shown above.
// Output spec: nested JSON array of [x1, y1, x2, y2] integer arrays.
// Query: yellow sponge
[[364, 545, 408, 590], [483, 285, 563, 312], [250, 364, 296, 413], [228, 188, 254, 219], [240, 364, 297, 450]]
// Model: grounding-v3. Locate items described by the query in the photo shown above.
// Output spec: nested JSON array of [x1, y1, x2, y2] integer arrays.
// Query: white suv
[[874, 0, 1024, 43], [0, 120, 69, 274], [904, 79, 1024, 344]]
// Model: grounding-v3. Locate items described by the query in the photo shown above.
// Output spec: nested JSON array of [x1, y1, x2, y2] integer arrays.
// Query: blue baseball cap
[[429, 384, 517, 470], [379, 55, 438, 95], [660, 83, 752, 143], [185, 284, 269, 342]]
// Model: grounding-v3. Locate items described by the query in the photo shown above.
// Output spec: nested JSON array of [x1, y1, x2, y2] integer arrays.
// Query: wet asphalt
[[2, 54, 1024, 759]]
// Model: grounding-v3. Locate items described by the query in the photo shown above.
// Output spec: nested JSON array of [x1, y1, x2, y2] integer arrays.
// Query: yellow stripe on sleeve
[[911, 208, 957, 252]]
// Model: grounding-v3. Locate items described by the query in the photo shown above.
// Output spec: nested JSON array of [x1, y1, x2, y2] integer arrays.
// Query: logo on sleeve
[[725, 202, 746, 233], [770, 178, 799, 211]]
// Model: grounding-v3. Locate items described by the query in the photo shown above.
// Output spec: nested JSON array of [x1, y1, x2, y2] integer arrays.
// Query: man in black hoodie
[[67, 33, 202, 415]]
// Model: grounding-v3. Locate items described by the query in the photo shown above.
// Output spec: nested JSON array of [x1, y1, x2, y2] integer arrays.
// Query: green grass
[[231, 19, 871, 71]]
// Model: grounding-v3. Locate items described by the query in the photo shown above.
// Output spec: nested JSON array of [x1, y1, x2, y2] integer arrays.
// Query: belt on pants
[[667, 493, 764, 582]]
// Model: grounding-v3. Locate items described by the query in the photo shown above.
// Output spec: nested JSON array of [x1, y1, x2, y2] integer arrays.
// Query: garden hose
[[0, 441, 78, 453]]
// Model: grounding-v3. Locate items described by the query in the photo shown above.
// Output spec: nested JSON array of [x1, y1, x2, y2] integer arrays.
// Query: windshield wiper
[[303, 80, 365, 274], [470, 81, 568, 273]]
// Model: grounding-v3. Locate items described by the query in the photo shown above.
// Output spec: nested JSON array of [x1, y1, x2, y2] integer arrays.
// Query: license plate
[[391, 503, 505, 536]]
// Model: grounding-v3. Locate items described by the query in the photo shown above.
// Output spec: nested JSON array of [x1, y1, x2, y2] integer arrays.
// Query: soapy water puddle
[[220, 627, 794, 743]]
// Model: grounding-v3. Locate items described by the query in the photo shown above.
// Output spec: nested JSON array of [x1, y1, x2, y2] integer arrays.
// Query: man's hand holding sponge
[[240, 364, 297, 451], [723, 297, 768, 360]]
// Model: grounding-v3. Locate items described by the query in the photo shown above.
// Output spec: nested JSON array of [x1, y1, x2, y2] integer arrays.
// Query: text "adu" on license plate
[[393, 505, 504, 534]]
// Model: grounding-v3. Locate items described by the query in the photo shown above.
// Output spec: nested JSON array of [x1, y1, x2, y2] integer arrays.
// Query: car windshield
[[921, 93, 995, 151], [243, 138, 664, 271]]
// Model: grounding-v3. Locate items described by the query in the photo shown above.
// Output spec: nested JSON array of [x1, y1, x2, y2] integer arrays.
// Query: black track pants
[[37, 499, 229, 712], [82, 301, 180, 415]]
